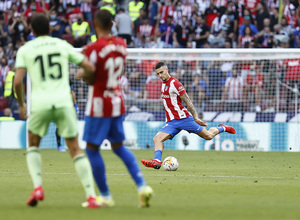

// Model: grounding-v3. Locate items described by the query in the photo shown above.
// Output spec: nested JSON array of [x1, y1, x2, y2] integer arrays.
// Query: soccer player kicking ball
[[14, 13, 100, 208], [141, 61, 236, 169], [76, 9, 153, 208]]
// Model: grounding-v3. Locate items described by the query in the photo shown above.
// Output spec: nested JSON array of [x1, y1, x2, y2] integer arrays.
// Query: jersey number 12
[[105, 57, 124, 88]]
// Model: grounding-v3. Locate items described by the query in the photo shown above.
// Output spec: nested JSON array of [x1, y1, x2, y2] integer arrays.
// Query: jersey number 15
[[35, 53, 62, 80]]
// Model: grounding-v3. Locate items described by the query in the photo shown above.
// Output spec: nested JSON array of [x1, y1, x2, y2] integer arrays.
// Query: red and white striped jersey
[[225, 76, 244, 100], [161, 77, 190, 122], [84, 36, 127, 117]]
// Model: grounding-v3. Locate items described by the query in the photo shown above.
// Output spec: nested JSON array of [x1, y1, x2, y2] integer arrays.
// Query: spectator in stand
[[257, 26, 274, 48], [0, 107, 15, 121], [238, 15, 258, 43], [282, 58, 300, 111], [206, 61, 224, 100], [233, 0, 245, 27], [284, 2, 298, 28], [210, 26, 227, 47], [128, 63, 147, 99], [148, 0, 160, 26], [144, 70, 162, 111], [205, 0, 218, 28], [255, 2, 270, 32], [56, 4, 69, 35], [294, 25, 300, 47], [270, 7, 279, 29], [191, 72, 211, 112], [222, 63, 245, 112], [49, 10, 62, 38], [0, 15, 8, 47], [115, 8, 133, 46], [238, 26, 255, 48], [79, 0, 94, 34], [66, 3, 83, 33], [4, 62, 18, 111], [197, 0, 210, 15], [157, 0, 174, 25], [279, 16, 293, 40], [224, 17, 235, 41], [181, 0, 193, 20], [225, 0, 238, 38], [100, 0, 116, 17], [210, 6, 227, 36], [0, 56, 10, 96], [173, 16, 192, 48], [137, 16, 155, 47], [9, 13, 29, 47], [244, 0, 260, 17], [72, 13, 90, 47], [128, 0, 144, 22], [24, 1, 44, 19], [245, 62, 263, 112], [133, 8, 147, 37], [173, 0, 183, 24], [193, 15, 210, 48], [157, 15, 175, 48]]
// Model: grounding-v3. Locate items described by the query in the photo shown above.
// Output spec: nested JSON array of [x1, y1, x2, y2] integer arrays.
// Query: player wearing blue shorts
[[141, 61, 236, 169], [76, 10, 153, 208]]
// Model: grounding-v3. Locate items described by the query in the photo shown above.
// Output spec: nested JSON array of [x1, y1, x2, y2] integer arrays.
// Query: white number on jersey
[[105, 57, 124, 88]]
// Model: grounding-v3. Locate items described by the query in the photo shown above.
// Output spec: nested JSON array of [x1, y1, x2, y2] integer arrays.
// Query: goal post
[[26, 48, 300, 151]]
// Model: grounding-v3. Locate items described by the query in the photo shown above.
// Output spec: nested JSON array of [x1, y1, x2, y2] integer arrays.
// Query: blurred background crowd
[[0, 0, 299, 120]]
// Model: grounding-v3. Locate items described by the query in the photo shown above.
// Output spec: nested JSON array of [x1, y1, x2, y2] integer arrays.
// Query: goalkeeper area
[[36, 48, 300, 152], [1, 149, 300, 220]]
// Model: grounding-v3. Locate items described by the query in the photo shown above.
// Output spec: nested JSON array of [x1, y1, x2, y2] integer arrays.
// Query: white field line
[[1, 172, 300, 180]]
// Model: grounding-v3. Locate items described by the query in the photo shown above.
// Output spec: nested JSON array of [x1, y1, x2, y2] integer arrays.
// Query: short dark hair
[[155, 61, 167, 69], [31, 13, 49, 36], [94, 9, 113, 30]]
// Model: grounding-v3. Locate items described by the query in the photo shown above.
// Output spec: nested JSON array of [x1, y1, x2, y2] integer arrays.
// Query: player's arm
[[76, 57, 95, 85], [14, 68, 27, 119], [180, 93, 208, 128]]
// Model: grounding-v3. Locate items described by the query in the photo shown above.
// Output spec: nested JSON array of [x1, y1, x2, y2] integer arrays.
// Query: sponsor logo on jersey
[[162, 94, 170, 98], [178, 86, 184, 92]]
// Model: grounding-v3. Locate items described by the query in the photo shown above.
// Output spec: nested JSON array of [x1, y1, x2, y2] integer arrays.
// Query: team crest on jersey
[[165, 86, 169, 91], [109, 40, 113, 44]]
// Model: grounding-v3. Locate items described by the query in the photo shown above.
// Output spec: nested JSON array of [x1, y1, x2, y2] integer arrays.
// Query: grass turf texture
[[1, 149, 300, 220]]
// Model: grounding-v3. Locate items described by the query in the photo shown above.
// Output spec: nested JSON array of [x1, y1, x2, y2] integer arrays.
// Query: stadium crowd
[[0, 0, 299, 117]]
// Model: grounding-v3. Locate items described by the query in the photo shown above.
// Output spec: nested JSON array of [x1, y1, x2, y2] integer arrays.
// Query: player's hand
[[194, 118, 208, 128], [75, 68, 84, 79], [19, 104, 27, 120]]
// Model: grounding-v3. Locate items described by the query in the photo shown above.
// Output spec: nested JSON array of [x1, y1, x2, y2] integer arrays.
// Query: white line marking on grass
[[1, 172, 300, 180]]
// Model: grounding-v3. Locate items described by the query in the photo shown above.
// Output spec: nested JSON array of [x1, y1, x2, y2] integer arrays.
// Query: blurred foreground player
[[14, 13, 100, 208], [76, 9, 153, 208], [141, 61, 236, 169]]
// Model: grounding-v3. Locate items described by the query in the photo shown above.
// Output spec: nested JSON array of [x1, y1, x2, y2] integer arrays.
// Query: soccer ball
[[163, 156, 179, 171]]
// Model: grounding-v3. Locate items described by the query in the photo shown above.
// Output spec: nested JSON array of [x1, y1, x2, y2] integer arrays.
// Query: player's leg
[[82, 116, 113, 206], [56, 127, 65, 152], [197, 125, 236, 140], [26, 110, 52, 206], [141, 120, 179, 169], [109, 116, 153, 207], [55, 108, 99, 208]]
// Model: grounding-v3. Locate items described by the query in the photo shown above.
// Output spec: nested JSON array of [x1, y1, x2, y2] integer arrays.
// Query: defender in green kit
[[14, 13, 101, 208]]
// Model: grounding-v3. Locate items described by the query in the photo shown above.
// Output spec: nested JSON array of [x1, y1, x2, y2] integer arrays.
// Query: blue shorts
[[159, 116, 204, 139], [83, 115, 125, 146]]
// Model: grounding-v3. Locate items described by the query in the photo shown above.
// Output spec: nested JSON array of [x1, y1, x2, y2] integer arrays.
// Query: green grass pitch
[[1, 149, 300, 220]]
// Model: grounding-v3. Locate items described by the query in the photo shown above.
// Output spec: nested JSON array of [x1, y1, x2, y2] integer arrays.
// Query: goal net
[[34, 48, 300, 151]]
